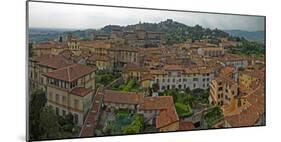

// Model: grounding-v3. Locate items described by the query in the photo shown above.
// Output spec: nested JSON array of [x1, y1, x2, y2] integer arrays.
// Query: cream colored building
[[44, 64, 96, 126]]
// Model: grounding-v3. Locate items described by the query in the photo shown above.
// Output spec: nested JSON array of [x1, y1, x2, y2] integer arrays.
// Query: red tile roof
[[179, 121, 195, 130], [103, 90, 144, 105], [139, 96, 173, 110], [70, 87, 93, 97], [44, 64, 96, 82], [123, 63, 149, 72], [37, 55, 74, 69]]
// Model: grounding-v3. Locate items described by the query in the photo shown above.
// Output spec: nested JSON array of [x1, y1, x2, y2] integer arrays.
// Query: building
[[218, 54, 248, 69], [108, 47, 140, 71], [224, 89, 264, 127], [138, 96, 179, 132], [150, 65, 215, 92], [87, 54, 112, 71], [29, 55, 74, 90], [122, 63, 150, 82], [209, 76, 238, 114], [103, 90, 144, 110], [43, 64, 96, 126], [102, 90, 179, 132], [197, 47, 225, 57]]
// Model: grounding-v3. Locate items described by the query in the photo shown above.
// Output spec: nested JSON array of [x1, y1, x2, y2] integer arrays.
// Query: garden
[[159, 88, 210, 118], [203, 106, 223, 128], [103, 109, 144, 135], [112, 79, 143, 92], [95, 71, 121, 87]]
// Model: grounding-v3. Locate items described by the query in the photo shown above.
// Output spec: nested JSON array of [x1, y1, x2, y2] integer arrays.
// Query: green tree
[[39, 106, 61, 139], [122, 114, 144, 134], [29, 88, 47, 140]]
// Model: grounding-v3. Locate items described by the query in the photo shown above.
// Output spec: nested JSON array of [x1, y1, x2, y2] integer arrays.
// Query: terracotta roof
[[88, 54, 110, 62], [220, 66, 235, 76], [103, 90, 144, 105], [123, 63, 149, 72], [140, 74, 155, 81], [109, 46, 139, 52], [37, 55, 74, 69], [139, 96, 173, 110], [31, 54, 54, 62], [156, 101, 179, 129], [213, 76, 237, 86], [59, 50, 74, 59], [33, 42, 63, 49], [225, 93, 264, 127], [163, 64, 184, 71], [179, 121, 195, 130], [43, 64, 96, 81], [71, 87, 93, 97]]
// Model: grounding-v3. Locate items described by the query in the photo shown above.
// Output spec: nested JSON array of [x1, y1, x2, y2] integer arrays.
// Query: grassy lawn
[[175, 102, 193, 117], [114, 79, 143, 92]]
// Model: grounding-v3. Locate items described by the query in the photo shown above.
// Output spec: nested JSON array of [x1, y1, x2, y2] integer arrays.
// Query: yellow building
[[209, 76, 238, 114], [87, 54, 112, 71], [43, 64, 96, 126], [122, 63, 149, 82], [239, 71, 260, 89]]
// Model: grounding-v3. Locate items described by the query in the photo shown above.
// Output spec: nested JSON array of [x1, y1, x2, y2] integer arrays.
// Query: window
[[55, 94, 59, 103], [162, 79, 165, 83], [193, 78, 198, 81], [167, 79, 170, 83], [49, 92, 53, 101], [62, 110, 66, 116], [172, 78, 175, 83], [74, 99, 79, 110], [74, 113, 79, 124], [193, 83, 196, 89], [179, 79, 181, 82], [183, 78, 187, 82], [62, 96, 66, 104], [56, 107, 59, 115]]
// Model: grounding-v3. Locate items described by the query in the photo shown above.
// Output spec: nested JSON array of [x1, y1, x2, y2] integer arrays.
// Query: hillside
[[224, 30, 265, 43]]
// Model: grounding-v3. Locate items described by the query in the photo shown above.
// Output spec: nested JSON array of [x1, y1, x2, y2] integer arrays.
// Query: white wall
[[0, 0, 280, 142]]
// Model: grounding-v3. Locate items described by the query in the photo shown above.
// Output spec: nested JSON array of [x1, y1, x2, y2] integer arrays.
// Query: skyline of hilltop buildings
[[27, 3, 265, 141]]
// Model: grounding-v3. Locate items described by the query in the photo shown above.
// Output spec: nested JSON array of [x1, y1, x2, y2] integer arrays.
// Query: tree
[[152, 83, 159, 92], [122, 114, 144, 134], [29, 88, 47, 140], [39, 106, 61, 139]]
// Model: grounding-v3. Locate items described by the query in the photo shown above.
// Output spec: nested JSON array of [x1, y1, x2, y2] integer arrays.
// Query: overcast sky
[[28, 2, 265, 31]]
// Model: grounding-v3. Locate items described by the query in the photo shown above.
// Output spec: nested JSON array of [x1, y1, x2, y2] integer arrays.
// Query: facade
[[29, 55, 74, 90], [218, 54, 248, 69], [197, 47, 225, 57], [150, 65, 215, 92], [122, 63, 150, 82], [209, 76, 238, 114], [108, 47, 140, 71], [43, 64, 96, 126]]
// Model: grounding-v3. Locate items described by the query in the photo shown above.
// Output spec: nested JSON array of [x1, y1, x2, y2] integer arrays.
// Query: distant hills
[[224, 30, 265, 43], [29, 19, 264, 45]]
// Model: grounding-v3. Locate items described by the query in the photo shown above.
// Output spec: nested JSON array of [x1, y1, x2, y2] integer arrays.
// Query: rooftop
[[43, 64, 96, 82]]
